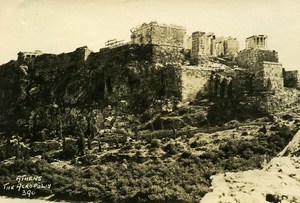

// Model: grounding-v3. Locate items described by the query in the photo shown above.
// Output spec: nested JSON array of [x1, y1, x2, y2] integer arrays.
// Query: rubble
[[201, 131, 300, 203]]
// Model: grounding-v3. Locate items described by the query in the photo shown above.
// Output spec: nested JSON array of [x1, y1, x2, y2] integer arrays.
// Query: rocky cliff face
[[0, 44, 184, 133]]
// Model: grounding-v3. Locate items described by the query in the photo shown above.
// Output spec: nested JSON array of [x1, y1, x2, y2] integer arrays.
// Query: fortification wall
[[131, 22, 186, 47], [236, 49, 278, 70], [262, 62, 284, 90], [0, 43, 185, 123], [245, 88, 299, 112], [180, 66, 211, 103], [283, 70, 300, 88]]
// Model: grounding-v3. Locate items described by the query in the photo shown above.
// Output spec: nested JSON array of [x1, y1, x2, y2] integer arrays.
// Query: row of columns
[[209, 75, 233, 99]]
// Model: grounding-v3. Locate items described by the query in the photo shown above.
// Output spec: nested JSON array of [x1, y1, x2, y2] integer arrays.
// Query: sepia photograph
[[0, 0, 300, 202]]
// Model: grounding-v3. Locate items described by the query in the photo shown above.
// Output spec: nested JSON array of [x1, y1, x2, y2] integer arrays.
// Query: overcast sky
[[1, 0, 300, 70]]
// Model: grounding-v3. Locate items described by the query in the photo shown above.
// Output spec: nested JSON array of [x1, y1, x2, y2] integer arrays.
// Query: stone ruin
[[283, 69, 300, 89], [190, 31, 239, 65], [245, 35, 268, 50], [0, 21, 299, 136], [130, 21, 186, 47]]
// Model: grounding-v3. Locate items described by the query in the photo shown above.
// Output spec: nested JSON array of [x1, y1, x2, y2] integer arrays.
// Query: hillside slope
[[201, 130, 300, 203]]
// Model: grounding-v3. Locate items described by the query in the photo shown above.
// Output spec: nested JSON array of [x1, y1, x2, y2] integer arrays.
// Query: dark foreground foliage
[[0, 123, 295, 203]]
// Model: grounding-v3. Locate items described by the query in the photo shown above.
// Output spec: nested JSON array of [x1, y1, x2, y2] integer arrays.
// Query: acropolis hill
[[1, 21, 300, 203], [0, 22, 299, 121]]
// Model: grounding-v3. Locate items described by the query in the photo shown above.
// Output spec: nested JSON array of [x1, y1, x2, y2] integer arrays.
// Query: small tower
[[245, 35, 268, 50], [17, 50, 43, 62]]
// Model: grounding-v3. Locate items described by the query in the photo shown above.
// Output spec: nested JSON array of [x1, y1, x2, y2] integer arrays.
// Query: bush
[[181, 151, 191, 159], [151, 139, 160, 148], [242, 147, 254, 159], [163, 143, 178, 155], [200, 150, 220, 163], [30, 140, 61, 156], [153, 117, 186, 130], [282, 114, 293, 121], [190, 141, 199, 148], [207, 102, 270, 126], [182, 111, 207, 127], [135, 143, 142, 150], [41, 152, 55, 163], [62, 141, 77, 160], [78, 154, 98, 165], [225, 120, 240, 128], [128, 90, 155, 114], [277, 124, 293, 141]]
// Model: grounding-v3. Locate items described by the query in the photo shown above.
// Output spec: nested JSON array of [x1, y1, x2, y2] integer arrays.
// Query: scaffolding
[[105, 39, 125, 48]]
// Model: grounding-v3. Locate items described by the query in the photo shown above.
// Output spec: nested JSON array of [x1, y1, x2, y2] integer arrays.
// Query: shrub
[[225, 120, 240, 128], [78, 154, 98, 165], [181, 151, 191, 159], [242, 147, 254, 159], [30, 140, 61, 156], [41, 152, 55, 163], [190, 141, 199, 148], [282, 114, 293, 121], [277, 124, 292, 141], [135, 150, 143, 157], [163, 143, 178, 155], [200, 150, 220, 163], [135, 143, 142, 150], [182, 111, 207, 127], [62, 141, 77, 160], [128, 90, 155, 114], [151, 139, 160, 148], [0, 166, 9, 176]]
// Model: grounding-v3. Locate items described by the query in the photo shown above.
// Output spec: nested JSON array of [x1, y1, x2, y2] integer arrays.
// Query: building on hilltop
[[130, 21, 186, 48], [18, 50, 43, 62], [214, 37, 239, 58], [245, 35, 268, 50], [283, 70, 300, 89], [191, 32, 239, 65], [129, 22, 187, 65], [237, 35, 283, 92], [183, 35, 192, 50], [1, 21, 299, 127], [191, 31, 214, 64]]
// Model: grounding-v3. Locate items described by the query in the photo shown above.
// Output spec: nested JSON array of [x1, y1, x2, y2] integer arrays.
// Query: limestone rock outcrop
[[200, 130, 300, 203]]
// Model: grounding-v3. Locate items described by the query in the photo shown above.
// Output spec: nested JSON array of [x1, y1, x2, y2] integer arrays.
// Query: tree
[[87, 135, 92, 150], [77, 130, 85, 156]]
